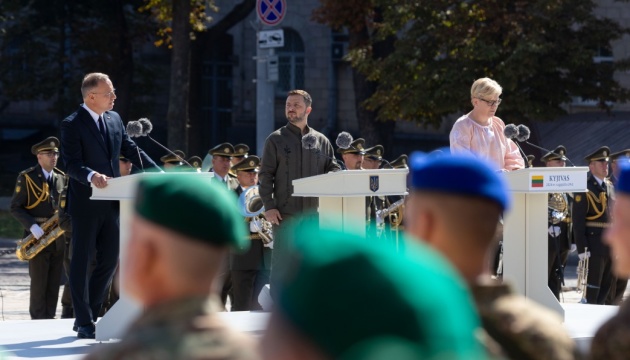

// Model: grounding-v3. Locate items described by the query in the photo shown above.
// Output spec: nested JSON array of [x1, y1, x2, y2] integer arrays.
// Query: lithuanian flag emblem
[[531, 175, 544, 188]]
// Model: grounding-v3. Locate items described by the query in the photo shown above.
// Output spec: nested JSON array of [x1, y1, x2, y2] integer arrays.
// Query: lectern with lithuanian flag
[[502, 166, 588, 319]]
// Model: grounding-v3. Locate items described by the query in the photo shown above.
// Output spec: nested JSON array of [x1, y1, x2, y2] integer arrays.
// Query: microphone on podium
[[512, 124, 576, 167], [125, 121, 145, 172], [302, 133, 342, 169], [503, 124, 531, 168], [132, 118, 195, 169]]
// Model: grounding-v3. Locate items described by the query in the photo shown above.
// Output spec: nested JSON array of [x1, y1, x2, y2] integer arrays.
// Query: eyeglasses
[[91, 89, 116, 98], [476, 98, 502, 107]]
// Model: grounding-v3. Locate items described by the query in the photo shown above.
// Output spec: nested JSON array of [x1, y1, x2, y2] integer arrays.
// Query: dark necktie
[[47, 175, 53, 189], [98, 116, 107, 140]]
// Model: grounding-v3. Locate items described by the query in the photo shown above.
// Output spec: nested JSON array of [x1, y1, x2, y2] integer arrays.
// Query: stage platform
[[0, 304, 619, 359]]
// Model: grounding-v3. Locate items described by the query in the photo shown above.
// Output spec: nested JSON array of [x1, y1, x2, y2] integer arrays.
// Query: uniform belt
[[33, 217, 49, 223], [250, 233, 263, 240], [586, 221, 610, 228]]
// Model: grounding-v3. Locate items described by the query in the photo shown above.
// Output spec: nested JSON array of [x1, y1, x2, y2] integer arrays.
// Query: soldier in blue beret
[[84, 175, 258, 360], [591, 162, 630, 359], [261, 218, 485, 359], [404, 152, 580, 359]]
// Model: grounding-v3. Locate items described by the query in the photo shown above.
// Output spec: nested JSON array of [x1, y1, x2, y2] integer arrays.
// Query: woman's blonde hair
[[471, 77, 502, 100]]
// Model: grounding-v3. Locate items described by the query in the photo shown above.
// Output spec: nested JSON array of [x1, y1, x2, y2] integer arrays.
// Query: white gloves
[[578, 252, 591, 261], [548, 226, 561, 237], [570, 244, 577, 253], [264, 241, 274, 249], [250, 219, 263, 233], [30, 224, 44, 239]]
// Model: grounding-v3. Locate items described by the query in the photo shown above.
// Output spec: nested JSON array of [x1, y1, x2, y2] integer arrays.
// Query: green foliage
[[316, 0, 630, 127]]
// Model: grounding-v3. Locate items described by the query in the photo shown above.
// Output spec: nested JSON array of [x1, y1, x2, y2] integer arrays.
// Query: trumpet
[[576, 247, 589, 303], [238, 185, 273, 244]]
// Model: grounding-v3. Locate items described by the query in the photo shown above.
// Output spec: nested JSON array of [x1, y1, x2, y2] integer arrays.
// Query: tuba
[[16, 213, 65, 261], [238, 186, 273, 244]]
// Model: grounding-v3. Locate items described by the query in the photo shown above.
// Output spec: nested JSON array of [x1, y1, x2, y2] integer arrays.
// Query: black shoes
[[76, 323, 96, 339]]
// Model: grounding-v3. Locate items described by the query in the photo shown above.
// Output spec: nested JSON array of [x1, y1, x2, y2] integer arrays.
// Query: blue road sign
[[257, 0, 286, 26]]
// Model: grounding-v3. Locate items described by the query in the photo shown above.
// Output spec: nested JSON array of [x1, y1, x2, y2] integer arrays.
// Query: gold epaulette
[[586, 190, 607, 221], [53, 167, 66, 176], [19, 166, 37, 176]]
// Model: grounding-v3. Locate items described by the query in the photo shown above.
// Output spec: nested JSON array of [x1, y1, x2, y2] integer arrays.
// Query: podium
[[90, 172, 214, 341], [502, 167, 588, 318], [292, 169, 408, 235]]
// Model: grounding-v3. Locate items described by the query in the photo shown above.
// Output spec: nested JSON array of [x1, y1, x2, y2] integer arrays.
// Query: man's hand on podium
[[265, 209, 282, 226]]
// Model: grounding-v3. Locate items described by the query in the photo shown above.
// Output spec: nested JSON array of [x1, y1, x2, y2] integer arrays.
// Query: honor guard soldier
[[337, 137, 365, 170], [160, 150, 186, 169], [542, 146, 573, 299], [405, 153, 580, 359], [261, 218, 486, 360], [574, 146, 614, 305], [591, 161, 630, 359], [119, 155, 133, 176], [363, 145, 394, 241], [188, 156, 203, 171], [231, 143, 250, 166], [208, 143, 239, 190], [230, 156, 271, 311], [362, 145, 384, 170], [10, 137, 67, 319], [605, 149, 630, 305], [84, 175, 259, 360], [390, 154, 409, 169]]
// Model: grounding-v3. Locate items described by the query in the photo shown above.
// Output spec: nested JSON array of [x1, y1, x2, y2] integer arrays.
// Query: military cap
[[276, 217, 484, 359], [541, 145, 567, 162], [617, 161, 630, 195], [409, 152, 510, 212], [233, 143, 250, 158], [208, 142, 235, 157], [188, 156, 202, 169], [134, 175, 248, 250], [610, 149, 630, 161], [337, 138, 366, 155], [119, 155, 130, 163], [364, 145, 384, 160], [31, 136, 59, 155], [584, 146, 610, 162], [160, 150, 186, 164], [231, 155, 260, 173], [390, 154, 409, 169]]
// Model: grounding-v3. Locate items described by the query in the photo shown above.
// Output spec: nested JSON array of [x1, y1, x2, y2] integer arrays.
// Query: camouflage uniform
[[472, 282, 582, 360], [84, 296, 260, 360]]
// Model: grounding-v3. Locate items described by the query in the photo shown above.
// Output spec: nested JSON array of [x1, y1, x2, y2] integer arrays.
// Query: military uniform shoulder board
[[575, 194, 582, 202], [228, 172, 237, 178], [19, 166, 37, 175], [53, 167, 66, 176]]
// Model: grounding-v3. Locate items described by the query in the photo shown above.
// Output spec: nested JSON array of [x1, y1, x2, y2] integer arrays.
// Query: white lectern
[[503, 167, 587, 317], [90, 172, 213, 341], [292, 169, 408, 235]]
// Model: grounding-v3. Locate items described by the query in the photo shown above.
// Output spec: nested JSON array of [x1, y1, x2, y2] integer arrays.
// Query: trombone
[[238, 185, 273, 244]]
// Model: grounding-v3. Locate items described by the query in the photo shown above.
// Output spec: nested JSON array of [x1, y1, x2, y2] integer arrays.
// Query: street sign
[[256, 0, 286, 26], [258, 29, 284, 48]]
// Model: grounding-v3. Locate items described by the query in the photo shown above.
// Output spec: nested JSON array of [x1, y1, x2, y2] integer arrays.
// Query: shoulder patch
[[575, 195, 582, 203]]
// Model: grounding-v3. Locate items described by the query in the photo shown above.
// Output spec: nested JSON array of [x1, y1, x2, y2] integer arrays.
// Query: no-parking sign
[[257, 0, 286, 26]]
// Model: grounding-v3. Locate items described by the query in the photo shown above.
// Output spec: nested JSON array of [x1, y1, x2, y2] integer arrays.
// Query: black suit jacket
[[60, 106, 158, 215]]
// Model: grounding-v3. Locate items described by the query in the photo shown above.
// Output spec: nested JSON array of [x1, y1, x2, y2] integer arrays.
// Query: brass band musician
[[10, 137, 67, 319]]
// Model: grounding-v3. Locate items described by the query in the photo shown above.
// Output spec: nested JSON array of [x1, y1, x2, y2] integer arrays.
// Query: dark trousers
[[586, 255, 614, 305], [606, 277, 628, 305], [61, 236, 73, 317], [69, 206, 119, 326], [231, 268, 270, 311], [548, 232, 570, 300], [217, 255, 232, 309], [29, 237, 64, 319]]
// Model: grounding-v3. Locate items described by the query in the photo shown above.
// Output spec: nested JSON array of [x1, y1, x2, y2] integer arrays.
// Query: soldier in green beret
[[261, 218, 485, 360], [84, 175, 258, 360], [337, 138, 365, 170], [10, 137, 68, 319], [405, 153, 580, 359]]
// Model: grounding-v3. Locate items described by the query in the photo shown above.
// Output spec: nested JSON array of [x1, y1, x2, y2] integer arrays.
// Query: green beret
[[134, 175, 248, 250], [276, 217, 483, 359]]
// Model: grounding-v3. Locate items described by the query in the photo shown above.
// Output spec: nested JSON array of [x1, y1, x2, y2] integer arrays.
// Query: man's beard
[[286, 111, 305, 123]]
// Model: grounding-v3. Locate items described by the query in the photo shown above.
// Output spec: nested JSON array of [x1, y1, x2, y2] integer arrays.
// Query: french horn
[[238, 186, 273, 244]]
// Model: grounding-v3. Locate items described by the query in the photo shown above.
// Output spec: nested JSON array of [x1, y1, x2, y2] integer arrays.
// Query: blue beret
[[409, 152, 510, 211], [617, 161, 630, 195]]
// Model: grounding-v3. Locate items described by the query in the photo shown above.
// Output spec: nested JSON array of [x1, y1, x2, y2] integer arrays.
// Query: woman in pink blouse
[[449, 78, 524, 171]]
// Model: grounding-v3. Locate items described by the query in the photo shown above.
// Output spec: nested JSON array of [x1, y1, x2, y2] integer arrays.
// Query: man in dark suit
[[60, 72, 158, 338], [230, 156, 272, 311], [10, 137, 67, 319]]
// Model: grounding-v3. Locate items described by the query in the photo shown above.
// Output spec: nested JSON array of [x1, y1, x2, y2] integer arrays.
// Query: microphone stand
[[524, 141, 576, 167], [511, 140, 531, 168], [145, 134, 195, 169]]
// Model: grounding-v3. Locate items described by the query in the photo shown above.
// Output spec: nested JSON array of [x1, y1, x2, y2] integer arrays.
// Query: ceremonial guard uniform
[[160, 150, 186, 169], [573, 146, 614, 304], [10, 137, 67, 319], [187, 156, 202, 170], [337, 137, 365, 170], [542, 146, 573, 299], [230, 156, 271, 311]]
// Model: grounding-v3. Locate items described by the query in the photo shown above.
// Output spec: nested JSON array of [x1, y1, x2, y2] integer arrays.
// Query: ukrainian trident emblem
[[369, 175, 379, 192]]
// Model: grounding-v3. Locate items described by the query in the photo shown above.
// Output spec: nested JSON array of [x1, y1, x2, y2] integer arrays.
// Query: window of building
[[276, 28, 304, 96]]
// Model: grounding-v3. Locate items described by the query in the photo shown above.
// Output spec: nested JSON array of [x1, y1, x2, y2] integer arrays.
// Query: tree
[[315, 0, 630, 132]]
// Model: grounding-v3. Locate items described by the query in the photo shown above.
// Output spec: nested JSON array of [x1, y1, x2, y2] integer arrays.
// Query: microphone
[[503, 124, 530, 168], [301, 133, 343, 169], [125, 121, 145, 172], [513, 125, 576, 166], [516, 124, 530, 143], [135, 118, 194, 169], [335, 131, 353, 149]]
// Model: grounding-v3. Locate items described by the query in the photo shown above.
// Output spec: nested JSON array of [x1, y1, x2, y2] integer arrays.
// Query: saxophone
[[16, 213, 65, 261]]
